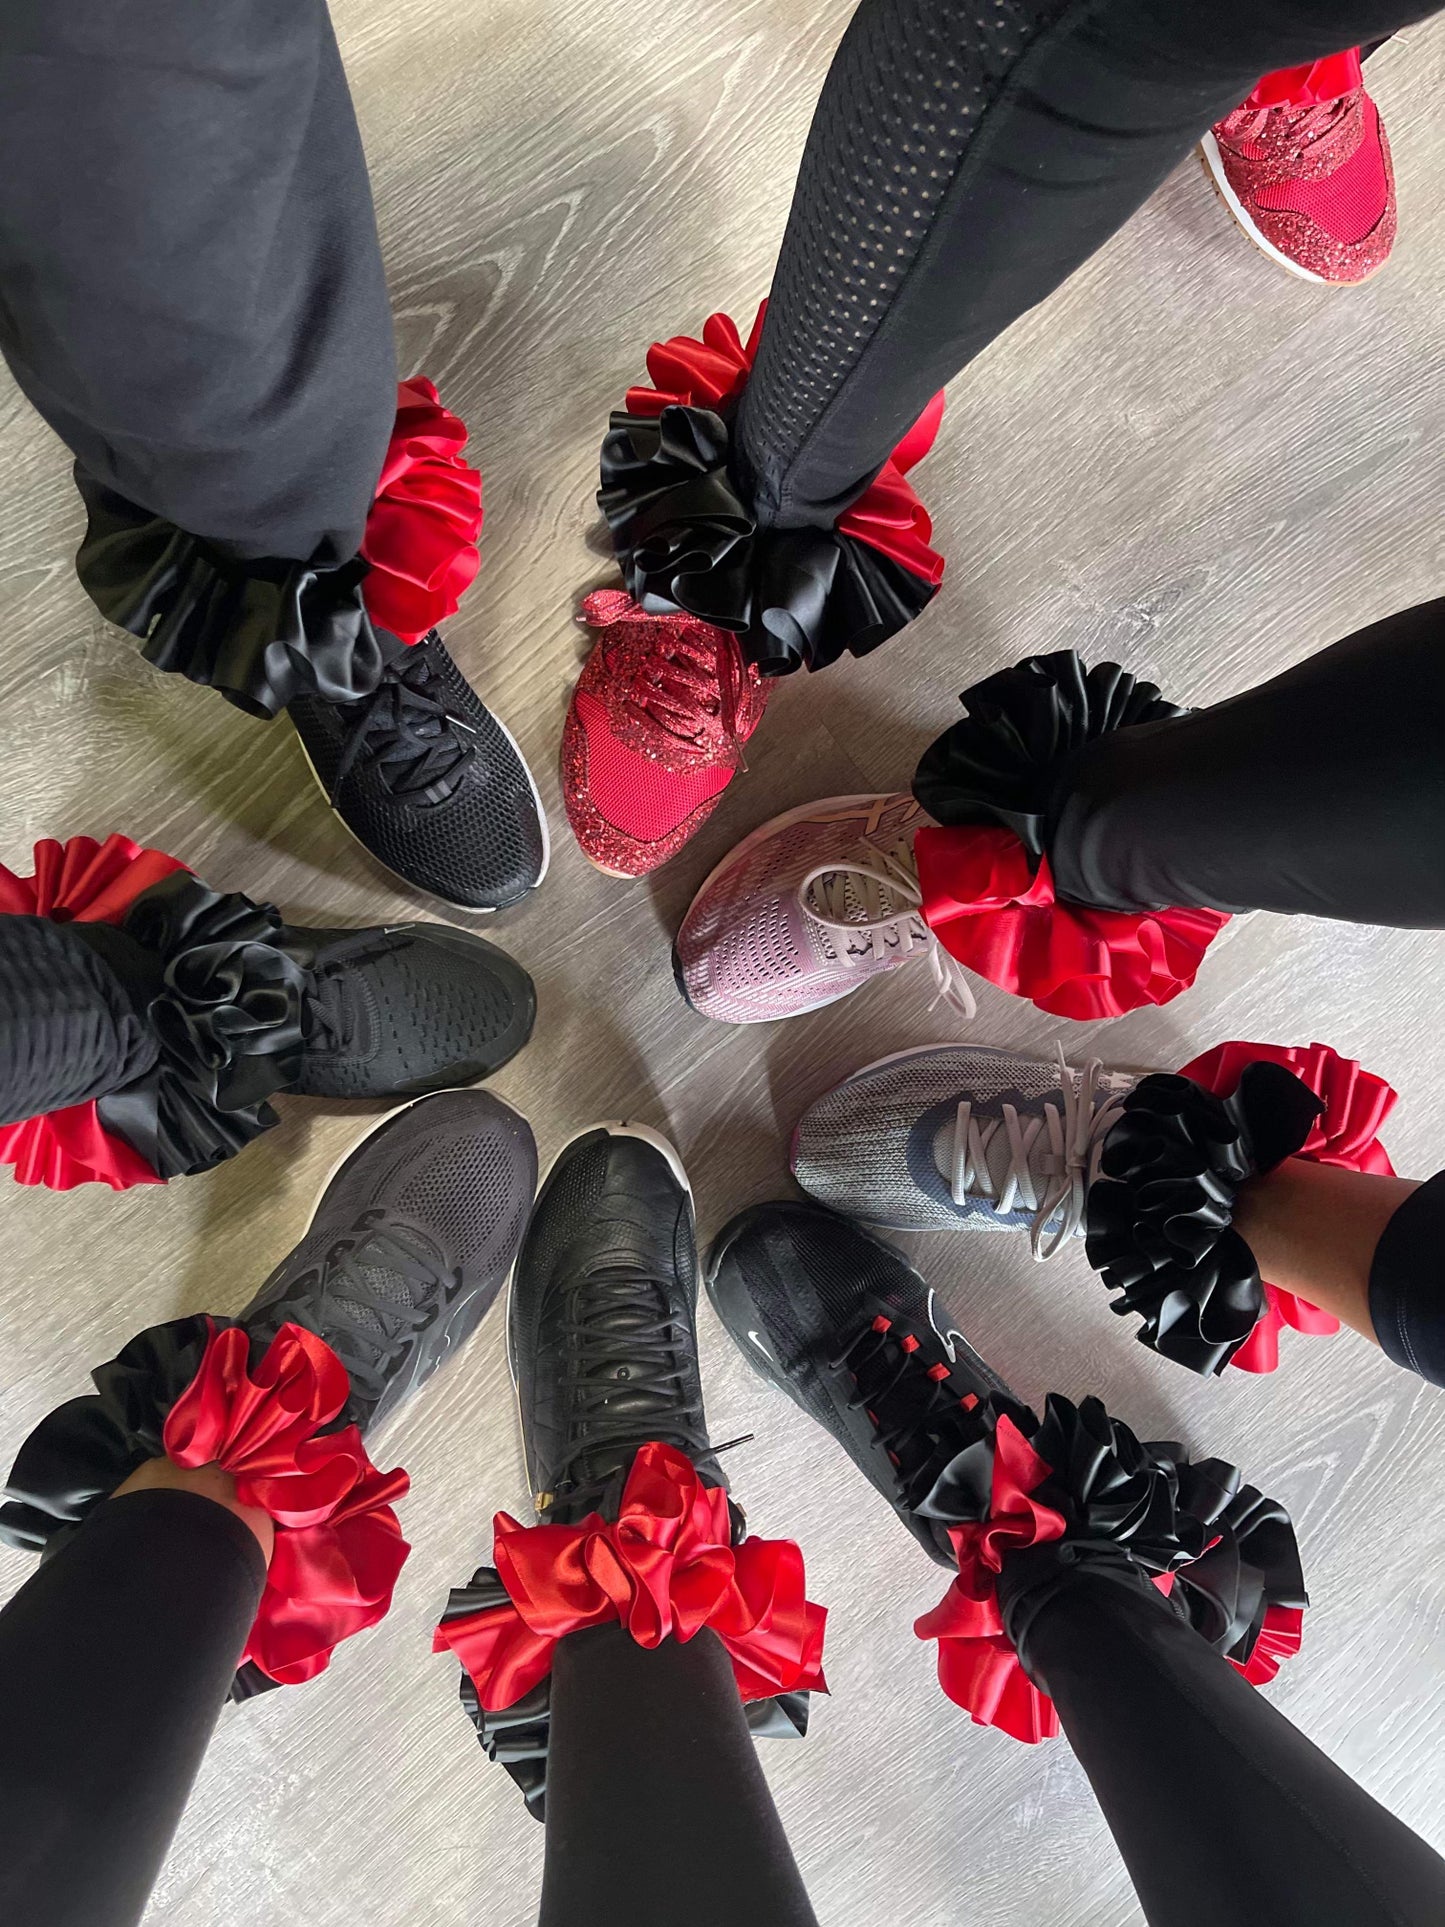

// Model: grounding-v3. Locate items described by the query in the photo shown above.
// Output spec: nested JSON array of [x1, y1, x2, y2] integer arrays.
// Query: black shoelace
[[300, 967, 356, 1057], [831, 1314, 976, 1498], [330, 633, 478, 805]]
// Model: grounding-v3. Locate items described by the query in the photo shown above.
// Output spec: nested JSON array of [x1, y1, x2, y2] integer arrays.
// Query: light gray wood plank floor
[[1, 8, 1443, 1924]]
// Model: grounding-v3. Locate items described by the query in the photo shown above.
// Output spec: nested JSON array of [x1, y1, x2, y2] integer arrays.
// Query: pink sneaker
[[1201, 53, 1396, 285], [673, 792, 976, 1024]]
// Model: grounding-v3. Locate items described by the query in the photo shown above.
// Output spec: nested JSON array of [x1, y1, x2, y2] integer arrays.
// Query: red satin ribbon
[[913, 1416, 1066, 1743], [433, 1441, 827, 1710], [1232, 1604, 1305, 1685], [164, 1322, 411, 1684], [1180, 1041, 1397, 1373], [0, 834, 188, 1191], [625, 306, 945, 586], [359, 377, 483, 645], [1244, 50, 1363, 111], [914, 824, 1229, 1020]]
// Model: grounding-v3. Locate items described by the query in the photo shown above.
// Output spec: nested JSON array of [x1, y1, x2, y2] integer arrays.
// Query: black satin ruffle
[[1084, 1063, 1325, 1375], [74, 468, 385, 718], [598, 406, 935, 674], [440, 1565, 811, 1821], [912, 651, 1186, 856], [1171, 1457, 1308, 1667], [96, 872, 310, 1180]]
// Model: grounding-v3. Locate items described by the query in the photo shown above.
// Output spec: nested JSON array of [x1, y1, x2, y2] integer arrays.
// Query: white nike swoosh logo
[[926, 1287, 967, 1365], [748, 1330, 776, 1365]]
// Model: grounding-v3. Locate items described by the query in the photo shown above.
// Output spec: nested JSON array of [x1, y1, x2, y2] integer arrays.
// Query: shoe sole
[[1198, 133, 1378, 288], [506, 1120, 693, 1500], [291, 708, 552, 914]]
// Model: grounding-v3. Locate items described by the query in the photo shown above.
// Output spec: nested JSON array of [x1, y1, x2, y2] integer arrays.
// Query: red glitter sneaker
[[1201, 52, 1396, 286], [563, 590, 771, 877]]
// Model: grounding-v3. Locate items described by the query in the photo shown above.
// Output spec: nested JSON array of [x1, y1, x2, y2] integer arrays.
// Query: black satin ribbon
[[74, 467, 385, 718], [95, 873, 311, 1181], [1085, 1062, 1325, 1375], [439, 1565, 811, 1821], [599, 405, 935, 674], [912, 651, 1187, 857]]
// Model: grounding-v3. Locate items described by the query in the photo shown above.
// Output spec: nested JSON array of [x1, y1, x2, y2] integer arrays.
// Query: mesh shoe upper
[[285, 923, 535, 1099], [792, 1043, 1141, 1235], [707, 1202, 1012, 1564], [289, 630, 547, 911], [242, 1089, 538, 1432]]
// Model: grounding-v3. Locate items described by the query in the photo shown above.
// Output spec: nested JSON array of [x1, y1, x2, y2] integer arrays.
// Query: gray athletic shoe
[[790, 1042, 1144, 1249], [242, 1089, 537, 1432]]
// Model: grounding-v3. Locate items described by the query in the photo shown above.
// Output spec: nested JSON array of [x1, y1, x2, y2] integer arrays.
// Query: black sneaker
[[283, 922, 535, 1099], [288, 628, 549, 912], [508, 1123, 724, 1523], [707, 1201, 1012, 1567], [241, 1089, 538, 1433]]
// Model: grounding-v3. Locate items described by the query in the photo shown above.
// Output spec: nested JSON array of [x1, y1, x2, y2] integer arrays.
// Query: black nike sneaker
[[288, 628, 549, 912], [508, 1123, 725, 1522], [242, 1089, 538, 1432], [284, 921, 535, 1098], [707, 1201, 1013, 1567]]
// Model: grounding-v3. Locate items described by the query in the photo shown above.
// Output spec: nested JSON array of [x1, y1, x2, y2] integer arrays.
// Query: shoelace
[[300, 968, 355, 1057], [830, 1313, 978, 1495], [330, 634, 478, 805], [274, 1212, 449, 1409], [948, 1042, 1126, 1261], [623, 622, 752, 766], [796, 831, 977, 1021], [1230, 91, 1354, 155]]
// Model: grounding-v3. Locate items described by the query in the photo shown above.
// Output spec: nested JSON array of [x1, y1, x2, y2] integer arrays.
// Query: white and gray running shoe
[[790, 1041, 1144, 1250]]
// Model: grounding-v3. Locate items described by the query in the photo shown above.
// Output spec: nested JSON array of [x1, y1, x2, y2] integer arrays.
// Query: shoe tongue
[[330, 1221, 439, 1338]]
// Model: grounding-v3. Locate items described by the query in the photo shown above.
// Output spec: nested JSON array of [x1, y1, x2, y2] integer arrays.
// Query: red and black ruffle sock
[[911, 1391, 1307, 1744], [598, 307, 945, 676], [1086, 1040, 1398, 1376], [0, 834, 316, 1191], [433, 1441, 827, 1817], [0, 1317, 410, 1696], [73, 378, 483, 717]]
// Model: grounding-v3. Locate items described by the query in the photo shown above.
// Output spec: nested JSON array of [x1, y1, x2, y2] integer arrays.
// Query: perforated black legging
[[735, 0, 1439, 530]]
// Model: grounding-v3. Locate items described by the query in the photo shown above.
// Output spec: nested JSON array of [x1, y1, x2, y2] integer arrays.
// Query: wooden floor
[[2, 7, 1444, 1923]]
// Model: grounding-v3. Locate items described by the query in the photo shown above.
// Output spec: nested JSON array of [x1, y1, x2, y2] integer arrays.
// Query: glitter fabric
[[562, 590, 771, 877], [1205, 76, 1396, 285]]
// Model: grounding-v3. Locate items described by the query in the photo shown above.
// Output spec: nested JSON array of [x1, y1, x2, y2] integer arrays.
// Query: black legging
[[3, 1486, 1444, 1926], [735, 0, 1437, 532]]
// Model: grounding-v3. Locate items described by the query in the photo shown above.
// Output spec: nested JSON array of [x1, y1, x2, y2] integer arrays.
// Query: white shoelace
[[947, 1042, 1126, 1260], [796, 834, 977, 1021]]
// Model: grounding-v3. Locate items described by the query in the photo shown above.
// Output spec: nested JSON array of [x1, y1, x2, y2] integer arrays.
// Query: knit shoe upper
[[242, 1089, 538, 1433], [289, 629, 548, 912], [285, 922, 535, 1099]]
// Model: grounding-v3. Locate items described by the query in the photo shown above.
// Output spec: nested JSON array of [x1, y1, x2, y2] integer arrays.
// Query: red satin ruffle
[[626, 307, 945, 586], [432, 1440, 827, 1711], [0, 834, 188, 1192], [1179, 1041, 1397, 1374], [360, 377, 483, 645], [1244, 49, 1363, 111], [164, 1322, 411, 1684], [913, 1416, 1065, 1743], [914, 824, 1229, 1020]]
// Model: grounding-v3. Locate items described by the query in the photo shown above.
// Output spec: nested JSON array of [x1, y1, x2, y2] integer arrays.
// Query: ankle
[[113, 1456, 274, 1562]]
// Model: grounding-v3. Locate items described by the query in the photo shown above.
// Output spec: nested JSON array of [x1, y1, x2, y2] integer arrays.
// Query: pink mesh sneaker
[[562, 591, 771, 877], [673, 791, 976, 1024], [1201, 52, 1396, 286]]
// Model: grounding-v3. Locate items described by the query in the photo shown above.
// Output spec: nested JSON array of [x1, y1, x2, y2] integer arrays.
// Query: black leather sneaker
[[284, 922, 535, 1098], [288, 628, 549, 912], [508, 1123, 725, 1524], [707, 1201, 1013, 1567], [242, 1089, 537, 1433]]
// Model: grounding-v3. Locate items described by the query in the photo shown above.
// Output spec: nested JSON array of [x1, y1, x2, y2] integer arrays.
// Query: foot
[[241, 1089, 538, 1432], [707, 1202, 1010, 1566], [674, 791, 974, 1023], [284, 922, 535, 1098], [1202, 67, 1395, 285], [507, 1121, 724, 1522], [288, 629, 549, 912], [562, 591, 770, 879], [790, 1042, 1138, 1242]]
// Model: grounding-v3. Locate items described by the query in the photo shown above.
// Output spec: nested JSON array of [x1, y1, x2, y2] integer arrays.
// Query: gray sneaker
[[242, 1089, 537, 1432], [790, 1042, 1143, 1249]]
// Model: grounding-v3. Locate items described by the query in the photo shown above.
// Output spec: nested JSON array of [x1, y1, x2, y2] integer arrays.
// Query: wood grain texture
[[1, 9, 1444, 1923]]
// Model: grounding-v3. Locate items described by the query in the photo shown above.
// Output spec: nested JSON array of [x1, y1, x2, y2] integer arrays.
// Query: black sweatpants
[[3, 1488, 1445, 1926], [735, 0, 1439, 529]]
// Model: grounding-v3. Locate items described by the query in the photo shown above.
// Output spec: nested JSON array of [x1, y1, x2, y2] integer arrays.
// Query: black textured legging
[[735, 0, 1439, 529]]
